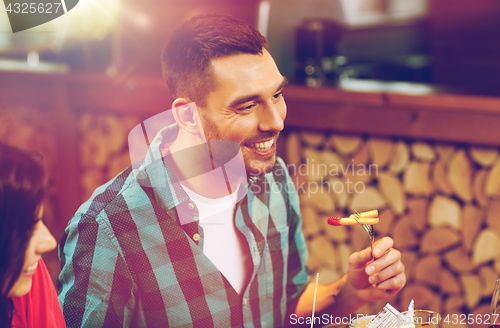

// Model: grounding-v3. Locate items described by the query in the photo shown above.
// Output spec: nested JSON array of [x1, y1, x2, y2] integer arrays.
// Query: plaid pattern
[[57, 140, 309, 328]]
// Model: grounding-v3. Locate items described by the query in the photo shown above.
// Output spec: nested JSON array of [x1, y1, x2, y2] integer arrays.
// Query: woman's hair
[[0, 143, 46, 327]]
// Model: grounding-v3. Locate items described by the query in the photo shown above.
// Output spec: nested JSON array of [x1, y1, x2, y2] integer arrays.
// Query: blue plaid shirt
[[57, 132, 309, 328]]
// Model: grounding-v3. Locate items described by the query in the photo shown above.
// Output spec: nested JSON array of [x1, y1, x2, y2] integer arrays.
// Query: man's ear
[[172, 98, 204, 137]]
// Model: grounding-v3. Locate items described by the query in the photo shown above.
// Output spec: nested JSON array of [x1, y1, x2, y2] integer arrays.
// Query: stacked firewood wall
[[285, 130, 500, 328]]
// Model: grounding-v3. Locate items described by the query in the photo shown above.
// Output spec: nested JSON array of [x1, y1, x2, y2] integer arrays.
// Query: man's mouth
[[244, 138, 276, 157], [247, 139, 274, 152]]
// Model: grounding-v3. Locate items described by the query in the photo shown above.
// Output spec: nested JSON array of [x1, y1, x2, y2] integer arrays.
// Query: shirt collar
[[135, 124, 188, 210]]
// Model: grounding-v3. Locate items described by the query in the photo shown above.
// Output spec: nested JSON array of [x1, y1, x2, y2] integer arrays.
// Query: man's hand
[[293, 237, 406, 320], [347, 237, 406, 303]]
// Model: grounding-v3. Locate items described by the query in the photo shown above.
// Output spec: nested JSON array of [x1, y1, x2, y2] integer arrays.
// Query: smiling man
[[57, 14, 405, 328], [195, 50, 286, 176]]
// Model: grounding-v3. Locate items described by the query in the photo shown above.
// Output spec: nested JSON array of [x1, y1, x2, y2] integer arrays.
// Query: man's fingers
[[365, 248, 401, 276], [368, 261, 405, 286], [349, 247, 373, 269], [372, 237, 394, 259], [375, 272, 406, 291], [350, 237, 396, 270]]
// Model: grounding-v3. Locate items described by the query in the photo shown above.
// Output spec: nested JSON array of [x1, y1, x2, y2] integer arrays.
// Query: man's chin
[[245, 158, 276, 178]]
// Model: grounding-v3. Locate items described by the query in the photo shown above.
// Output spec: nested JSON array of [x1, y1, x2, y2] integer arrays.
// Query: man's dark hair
[[161, 14, 269, 107]]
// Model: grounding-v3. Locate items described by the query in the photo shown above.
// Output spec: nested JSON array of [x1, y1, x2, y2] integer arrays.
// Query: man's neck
[[165, 138, 243, 199]]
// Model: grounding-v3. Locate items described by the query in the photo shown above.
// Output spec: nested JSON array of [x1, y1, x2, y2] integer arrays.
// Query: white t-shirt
[[181, 184, 252, 294]]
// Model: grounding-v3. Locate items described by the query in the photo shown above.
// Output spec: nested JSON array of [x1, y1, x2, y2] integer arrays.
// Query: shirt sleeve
[[11, 258, 66, 328], [57, 212, 135, 328]]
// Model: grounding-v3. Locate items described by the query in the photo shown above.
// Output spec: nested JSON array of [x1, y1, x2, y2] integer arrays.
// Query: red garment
[[11, 259, 66, 328]]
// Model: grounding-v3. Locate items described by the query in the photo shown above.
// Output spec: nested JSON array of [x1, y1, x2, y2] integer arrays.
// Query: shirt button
[[187, 202, 195, 210], [243, 297, 247, 305], [193, 233, 200, 241]]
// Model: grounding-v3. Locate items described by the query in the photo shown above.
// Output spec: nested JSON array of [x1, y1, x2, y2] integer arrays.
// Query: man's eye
[[273, 91, 283, 100], [238, 104, 256, 111]]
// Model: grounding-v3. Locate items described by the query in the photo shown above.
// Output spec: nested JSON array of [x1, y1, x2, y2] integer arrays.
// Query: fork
[[353, 210, 375, 256]]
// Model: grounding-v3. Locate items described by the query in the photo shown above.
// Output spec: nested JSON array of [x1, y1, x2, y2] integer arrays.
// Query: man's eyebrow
[[277, 77, 289, 92], [228, 77, 289, 108]]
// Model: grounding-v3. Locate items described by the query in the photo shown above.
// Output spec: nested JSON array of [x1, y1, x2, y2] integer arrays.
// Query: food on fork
[[327, 210, 379, 226], [327, 217, 379, 226]]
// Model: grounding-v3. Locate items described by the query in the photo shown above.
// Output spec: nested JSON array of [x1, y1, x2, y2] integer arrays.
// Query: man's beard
[[243, 151, 278, 177]]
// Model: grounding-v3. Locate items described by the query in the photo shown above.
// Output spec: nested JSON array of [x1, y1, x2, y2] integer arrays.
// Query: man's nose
[[258, 102, 285, 132]]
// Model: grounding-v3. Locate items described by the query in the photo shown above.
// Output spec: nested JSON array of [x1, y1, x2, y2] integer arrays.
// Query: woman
[[0, 143, 65, 327]]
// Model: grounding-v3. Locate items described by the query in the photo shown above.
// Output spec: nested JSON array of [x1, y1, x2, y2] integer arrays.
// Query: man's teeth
[[249, 139, 274, 151]]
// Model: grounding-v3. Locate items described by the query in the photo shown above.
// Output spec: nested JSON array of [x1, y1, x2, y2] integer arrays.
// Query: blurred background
[[1, 0, 500, 326]]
